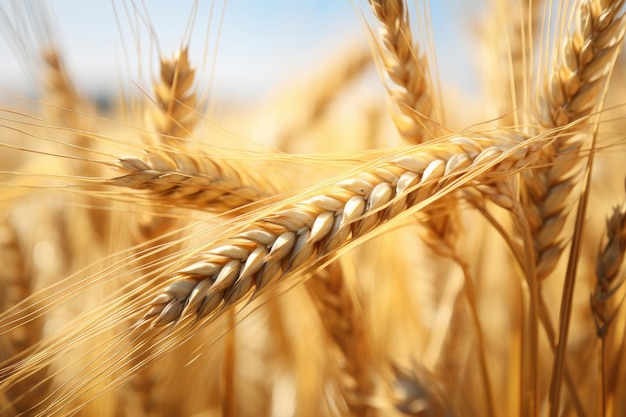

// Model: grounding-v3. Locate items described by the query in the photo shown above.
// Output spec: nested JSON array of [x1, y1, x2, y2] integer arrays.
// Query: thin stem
[[221, 309, 236, 417], [456, 258, 497, 417], [548, 132, 597, 417], [513, 204, 539, 417], [598, 339, 606, 417], [538, 293, 587, 417]]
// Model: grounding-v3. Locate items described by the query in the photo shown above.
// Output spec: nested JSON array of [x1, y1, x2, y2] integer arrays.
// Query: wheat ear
[[524, 0, 626, 280], [304, 262, 377, 416], [392, 362, 456, 416], [537, 0, 626, 128], [110, 149, 280, 213], [114, 46, 204, 416], [139, 131, 546, 328], [148, 47, 199, 144], [275, 46, 372, 152], [484, 0, 542, 127], [40, 47, 114, 241], [367, 3, 495, 409], [590, 185, 626, 417], [592, 195, 626, 337], [367, 0, 438, 144], [41, 49, 91, 127]]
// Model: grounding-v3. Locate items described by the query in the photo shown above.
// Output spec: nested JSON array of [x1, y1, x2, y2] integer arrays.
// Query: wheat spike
[[111, 149, 280, 213], [392, 362, 456, 416], [537, 0, 626, 128], [592, 193, 626, 336], [275, 46, 372, 152], [305, 262, 377, 416], [482, 0, 543, 127], [41, 49, 89, 127], [149, 47, 199, 144], [368, 0, 438, 143], [523, 0, 626, 280], [589, 183, 626, 417], [139, 131, 543, 328], [0, 204, 59, 416], [118, 45, 203, 417], [367, 3, 495, 409]]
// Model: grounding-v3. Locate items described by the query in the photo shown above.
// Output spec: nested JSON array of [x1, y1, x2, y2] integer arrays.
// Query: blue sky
[[0, 1, 480, 102]]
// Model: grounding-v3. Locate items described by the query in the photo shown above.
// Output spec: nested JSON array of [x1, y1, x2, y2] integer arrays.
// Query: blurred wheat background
[[1, 1, 626, 416]]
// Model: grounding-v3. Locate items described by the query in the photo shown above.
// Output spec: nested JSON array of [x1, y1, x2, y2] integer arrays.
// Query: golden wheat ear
[[391, 361, 458, 416], [109, 149, 281, 213], [304, 261, 379, 416], [366, 0, 440, 144], [140, 131, 549, 330], [480, 0, 543, 128], [590, 181, 626, 417], [523, 0, 626, 281], [366, 4, 501, 411], [537, 0, 626, 129], [273, 45, 373, 152], [147, 47, 200, 145], [592, 192, 626, 337]]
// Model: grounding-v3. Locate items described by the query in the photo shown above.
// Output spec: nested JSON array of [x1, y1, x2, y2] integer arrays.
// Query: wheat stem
[[548, 128, 599, 417]]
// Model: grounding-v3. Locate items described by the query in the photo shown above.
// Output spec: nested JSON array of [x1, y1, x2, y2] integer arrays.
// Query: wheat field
[[1, 0, 626, 416]]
